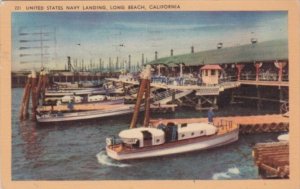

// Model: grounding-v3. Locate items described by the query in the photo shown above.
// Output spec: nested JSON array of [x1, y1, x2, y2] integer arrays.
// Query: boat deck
[[150, 114, 289, 134], [150, 114, 288, 127]]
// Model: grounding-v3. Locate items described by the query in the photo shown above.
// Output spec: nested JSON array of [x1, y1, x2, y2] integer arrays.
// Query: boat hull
[[36, 106, 134, 123], [106, 128, 239, 160]]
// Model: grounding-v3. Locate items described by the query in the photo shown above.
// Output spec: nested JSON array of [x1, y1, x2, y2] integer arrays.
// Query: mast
[[129, 65, 152, 129]]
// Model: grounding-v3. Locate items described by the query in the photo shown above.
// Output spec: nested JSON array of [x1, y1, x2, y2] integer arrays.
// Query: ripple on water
[[96, 150, 131, 168]]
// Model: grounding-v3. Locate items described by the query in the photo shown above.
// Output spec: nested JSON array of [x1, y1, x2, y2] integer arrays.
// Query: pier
[[150, 114, 289, 134], [252, 142, 289, 178]]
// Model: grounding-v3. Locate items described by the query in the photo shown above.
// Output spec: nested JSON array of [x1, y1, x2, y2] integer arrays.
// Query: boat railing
[[215, 119, 238, 133]]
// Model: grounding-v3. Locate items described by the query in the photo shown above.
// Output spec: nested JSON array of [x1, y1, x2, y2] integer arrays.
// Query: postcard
[[0, 0, 299, 189]]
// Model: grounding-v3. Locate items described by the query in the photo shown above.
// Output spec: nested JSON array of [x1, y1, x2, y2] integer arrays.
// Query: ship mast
[[129, 65, 152, 129]]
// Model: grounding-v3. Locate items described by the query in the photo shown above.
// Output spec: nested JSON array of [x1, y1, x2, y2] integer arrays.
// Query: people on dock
[[67, 100, 74, 111], [208, 107, 214, 124]]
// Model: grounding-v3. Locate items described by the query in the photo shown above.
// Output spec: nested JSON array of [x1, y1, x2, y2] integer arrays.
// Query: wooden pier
[[252, 142, 289, 178], [150, 114, 289, 134], [239, 80, 289, 87]]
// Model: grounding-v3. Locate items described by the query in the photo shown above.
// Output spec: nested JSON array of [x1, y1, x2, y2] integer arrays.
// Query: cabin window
[[211, 70, 216, 75], [191, 132, 194, 136], [205, 70, 208, 76], [200, 130, 204, 134], [181, 124, 187, 128], [156, 139, 160, 143], [181, 134, 185, 138]]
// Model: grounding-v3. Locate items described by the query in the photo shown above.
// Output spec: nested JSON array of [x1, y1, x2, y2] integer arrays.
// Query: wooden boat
[[106, 121, 239, 160], [105, 65, 239, 160], [45, 87, 124, 97], [36, 104, 135, 123], [45, 95, 124, 105], [53, 81, 103, 88], [278, 133, 289, 141]]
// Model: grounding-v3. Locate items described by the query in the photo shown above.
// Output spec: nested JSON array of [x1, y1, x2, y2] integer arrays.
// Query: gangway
[[153, 90, 193, 104]]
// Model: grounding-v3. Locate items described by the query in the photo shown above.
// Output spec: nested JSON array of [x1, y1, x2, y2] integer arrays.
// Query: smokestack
[[109, 57, 112, 71], [191, 46, 194, 54], [141, 53, 144, 66], [67, 56, 71, 71], [128, 55, 131, 72], [251, 38, 258, 44], [170, 49, 174, 56], [217, 42, 223, 49], [155, 51, 158, 60], [116, 56, 119, 70]]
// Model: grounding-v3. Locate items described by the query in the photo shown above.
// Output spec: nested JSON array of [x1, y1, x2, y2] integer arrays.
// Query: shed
[[200, 65, 222, 85]]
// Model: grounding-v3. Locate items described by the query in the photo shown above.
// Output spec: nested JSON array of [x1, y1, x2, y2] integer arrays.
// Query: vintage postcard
[[0, 0, 299, 189]]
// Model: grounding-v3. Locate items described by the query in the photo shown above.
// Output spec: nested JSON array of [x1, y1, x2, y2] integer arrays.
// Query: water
[[12, 88, 283, 180]]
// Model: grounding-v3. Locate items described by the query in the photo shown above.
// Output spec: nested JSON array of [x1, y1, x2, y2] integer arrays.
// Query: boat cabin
[[177, 123, 217, 140], [88, 95, 106, 102], [61, 95, 83, 103], [200, 65, 222, 85], [116, 123, 218, 148], [118, 127, 165, 148]]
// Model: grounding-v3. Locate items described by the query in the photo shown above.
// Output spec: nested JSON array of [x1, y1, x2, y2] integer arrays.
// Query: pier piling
[[31, 71, 38, 121], [19, 74, 32, 120]]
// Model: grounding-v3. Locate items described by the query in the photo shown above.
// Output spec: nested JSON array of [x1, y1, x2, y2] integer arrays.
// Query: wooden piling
[[36, 71, 43, 104], [130, 65, 151, 129], [31, 71, 38, 121], [130, 79, 147, 129], [19, 74, 32, 120], [41, 72, 48, 93], [257, 86, 262, 111], [143, 80, 151, 127]]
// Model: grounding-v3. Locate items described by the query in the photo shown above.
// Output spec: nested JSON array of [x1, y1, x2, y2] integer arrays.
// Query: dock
[[150, 114, 289, 133], [252, 142, 289, 178]]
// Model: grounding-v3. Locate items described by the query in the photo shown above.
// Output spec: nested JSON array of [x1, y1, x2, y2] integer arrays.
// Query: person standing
[[208, 107, 215, 123]]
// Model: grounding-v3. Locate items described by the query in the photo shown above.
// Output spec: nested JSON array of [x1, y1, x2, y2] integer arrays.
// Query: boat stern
[[105, 145, 123, 160]]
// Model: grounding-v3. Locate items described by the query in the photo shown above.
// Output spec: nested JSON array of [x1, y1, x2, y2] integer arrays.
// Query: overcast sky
[[12, 11, 287, 71]]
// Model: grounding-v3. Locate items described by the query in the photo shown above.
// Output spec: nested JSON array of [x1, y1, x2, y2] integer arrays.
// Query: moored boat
[[36, 104, 135, 123]]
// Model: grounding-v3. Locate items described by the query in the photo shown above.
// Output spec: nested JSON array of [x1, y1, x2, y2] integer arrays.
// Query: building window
[[211, 70, 216, 75], [205, 70, 208, 76]]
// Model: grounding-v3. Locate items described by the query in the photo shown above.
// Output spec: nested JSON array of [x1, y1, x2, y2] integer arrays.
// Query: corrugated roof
[[148, 39, 288, 67]]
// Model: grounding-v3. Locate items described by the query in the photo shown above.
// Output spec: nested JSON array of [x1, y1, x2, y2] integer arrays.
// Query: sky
[[12, 11, 288, 71]]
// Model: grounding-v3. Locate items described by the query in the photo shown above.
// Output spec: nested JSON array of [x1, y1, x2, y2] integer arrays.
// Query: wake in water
[[212, 166, 240, 180], [96, 150, 131, 168]]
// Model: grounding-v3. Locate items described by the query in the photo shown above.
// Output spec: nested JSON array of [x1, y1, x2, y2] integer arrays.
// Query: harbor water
[[12, 88, 283, 180]]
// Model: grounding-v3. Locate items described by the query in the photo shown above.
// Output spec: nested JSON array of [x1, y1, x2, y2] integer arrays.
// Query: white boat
[[278, 133, 289, 141], [36, 104, 135, 123], [106, 121, 239, 160], [45, 87, 124, 97]]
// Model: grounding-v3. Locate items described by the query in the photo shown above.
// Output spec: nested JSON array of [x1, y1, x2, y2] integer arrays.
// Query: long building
[[148, 39, 288, 82], [146, 39, 288, 111]]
